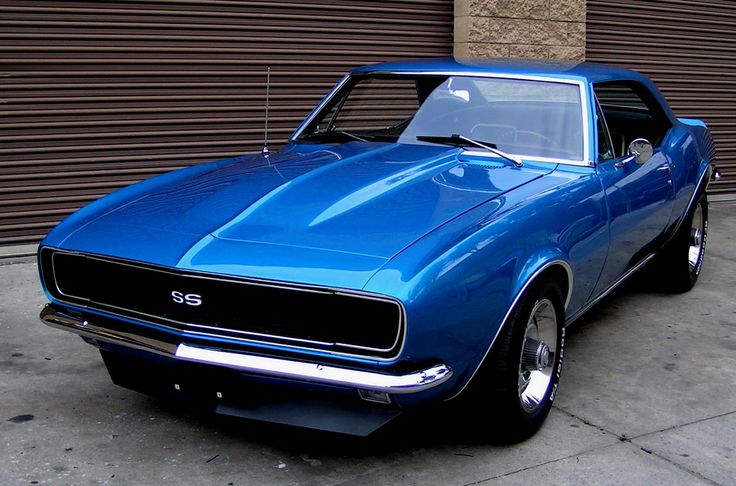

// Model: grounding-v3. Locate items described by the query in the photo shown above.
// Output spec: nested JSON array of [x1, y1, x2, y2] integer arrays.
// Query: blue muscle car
[[38, 59, 718, 441]]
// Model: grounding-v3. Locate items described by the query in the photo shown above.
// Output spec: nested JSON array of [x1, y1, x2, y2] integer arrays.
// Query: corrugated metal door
[[0, 0, 453, 246], [587, 0, 735, 197]]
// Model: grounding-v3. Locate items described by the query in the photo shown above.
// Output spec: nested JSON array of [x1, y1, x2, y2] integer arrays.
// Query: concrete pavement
[[1, 204, 734, 485]]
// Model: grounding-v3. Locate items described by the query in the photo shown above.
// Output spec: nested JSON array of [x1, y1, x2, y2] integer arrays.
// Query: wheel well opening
[[538, 264, 571, 310]]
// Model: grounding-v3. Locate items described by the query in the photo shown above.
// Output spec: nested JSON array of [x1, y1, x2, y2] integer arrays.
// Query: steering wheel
[[514, 130, 556, 147]]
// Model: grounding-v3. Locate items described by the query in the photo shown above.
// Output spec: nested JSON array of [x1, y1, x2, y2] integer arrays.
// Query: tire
[[657, 193, 708, 293], [464, 279, 565, 443]]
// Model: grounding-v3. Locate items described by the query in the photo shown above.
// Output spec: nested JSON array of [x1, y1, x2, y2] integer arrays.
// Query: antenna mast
[[262, 67, 271, 159]]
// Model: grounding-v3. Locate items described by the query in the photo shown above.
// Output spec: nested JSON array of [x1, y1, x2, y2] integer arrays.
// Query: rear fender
[[665, 118, 714, 243]]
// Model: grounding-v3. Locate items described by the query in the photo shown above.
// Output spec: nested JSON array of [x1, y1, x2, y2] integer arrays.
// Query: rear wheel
[[656, 193, 708, 293], [466, 279, 565, 443]]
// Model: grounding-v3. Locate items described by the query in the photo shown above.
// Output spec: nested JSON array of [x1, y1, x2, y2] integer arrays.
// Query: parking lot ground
[[1, 203, 735, 486]]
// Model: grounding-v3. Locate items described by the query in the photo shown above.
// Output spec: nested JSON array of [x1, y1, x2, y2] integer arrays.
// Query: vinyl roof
[[352, 57, 649, 84]]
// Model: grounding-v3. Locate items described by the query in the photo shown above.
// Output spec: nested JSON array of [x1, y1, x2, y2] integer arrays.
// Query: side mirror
[[628, 138, 653, 164], [615, 138, 653, 168]]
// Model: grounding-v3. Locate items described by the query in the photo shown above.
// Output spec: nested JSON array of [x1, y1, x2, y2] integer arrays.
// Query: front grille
[[40, 248, 404, 359]]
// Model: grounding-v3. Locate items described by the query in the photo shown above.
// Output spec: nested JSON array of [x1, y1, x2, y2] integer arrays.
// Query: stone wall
[[455, 0, 586, 61]]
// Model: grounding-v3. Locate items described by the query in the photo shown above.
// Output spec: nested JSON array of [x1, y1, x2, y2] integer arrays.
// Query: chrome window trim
[[460, 150, 585, 166], [291, 74, 350, 141], [291, 71, 593, 168], [593, 93, 616, 162], [46, 248, 406, 361], [446, 259, 573, 401]]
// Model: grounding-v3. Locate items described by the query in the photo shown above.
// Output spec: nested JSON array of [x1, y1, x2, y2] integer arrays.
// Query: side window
[[594, 81, 672, 158]]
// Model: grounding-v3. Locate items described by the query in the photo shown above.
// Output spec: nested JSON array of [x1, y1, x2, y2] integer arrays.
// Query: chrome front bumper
[[40, 305, 452, 395]]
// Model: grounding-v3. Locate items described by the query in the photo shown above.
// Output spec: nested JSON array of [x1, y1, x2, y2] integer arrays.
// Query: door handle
[[656, 165, 672, 175]]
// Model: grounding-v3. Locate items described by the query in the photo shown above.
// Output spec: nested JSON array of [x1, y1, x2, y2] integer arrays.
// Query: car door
[[592, 81, 676, 294]]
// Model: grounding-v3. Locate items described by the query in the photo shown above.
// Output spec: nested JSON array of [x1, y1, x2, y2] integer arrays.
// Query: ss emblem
[[171, 291, 202, 306]]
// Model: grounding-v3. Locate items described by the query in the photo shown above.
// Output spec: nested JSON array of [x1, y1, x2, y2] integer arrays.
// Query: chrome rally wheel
[[465, 279, 565, 443], [655, 193, 708, 293], [688, 204, 705, 271], [518, 299, 558, 413]]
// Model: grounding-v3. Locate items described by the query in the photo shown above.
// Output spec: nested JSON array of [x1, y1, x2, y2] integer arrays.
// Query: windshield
[[296, 74, 584, 161]]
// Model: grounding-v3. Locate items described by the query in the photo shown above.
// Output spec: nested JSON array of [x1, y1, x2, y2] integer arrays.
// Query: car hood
[[57, 142, 552, 289]]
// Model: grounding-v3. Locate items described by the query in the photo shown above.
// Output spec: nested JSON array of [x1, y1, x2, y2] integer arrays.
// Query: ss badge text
[[171, 291, 203, 306]]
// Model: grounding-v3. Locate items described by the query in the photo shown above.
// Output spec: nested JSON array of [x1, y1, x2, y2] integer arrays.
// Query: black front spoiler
[[99, 346, 402, 436]]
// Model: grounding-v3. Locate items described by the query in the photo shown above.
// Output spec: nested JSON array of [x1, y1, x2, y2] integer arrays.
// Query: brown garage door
[[586, 0, 735, 197], [0, 0, 453, 246]]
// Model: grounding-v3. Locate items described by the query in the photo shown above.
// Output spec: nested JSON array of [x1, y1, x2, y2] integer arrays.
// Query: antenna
[[262, 67, 271, 159]]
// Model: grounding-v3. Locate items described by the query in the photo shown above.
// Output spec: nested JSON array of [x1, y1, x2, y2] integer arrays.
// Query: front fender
[[364, 167, 607, 401]]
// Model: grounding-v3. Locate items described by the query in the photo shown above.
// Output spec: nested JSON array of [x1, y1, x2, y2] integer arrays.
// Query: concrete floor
[[1, 204, 734, 486]]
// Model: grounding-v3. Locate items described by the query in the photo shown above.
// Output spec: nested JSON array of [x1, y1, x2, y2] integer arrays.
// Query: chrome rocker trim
[[40, 305, 452, 395]]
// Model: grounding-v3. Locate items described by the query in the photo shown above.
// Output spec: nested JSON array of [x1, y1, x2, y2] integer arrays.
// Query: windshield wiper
[[334, 130, 370, 142], [416, 134, 523, 167], [302, 130, 370, 143]]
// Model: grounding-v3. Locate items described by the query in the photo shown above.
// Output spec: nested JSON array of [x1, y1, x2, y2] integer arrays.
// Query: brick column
[[455, 0, 586, 61]]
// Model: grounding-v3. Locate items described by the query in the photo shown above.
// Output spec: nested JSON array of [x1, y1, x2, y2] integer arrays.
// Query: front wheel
[[465, 279, 565, 443]]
